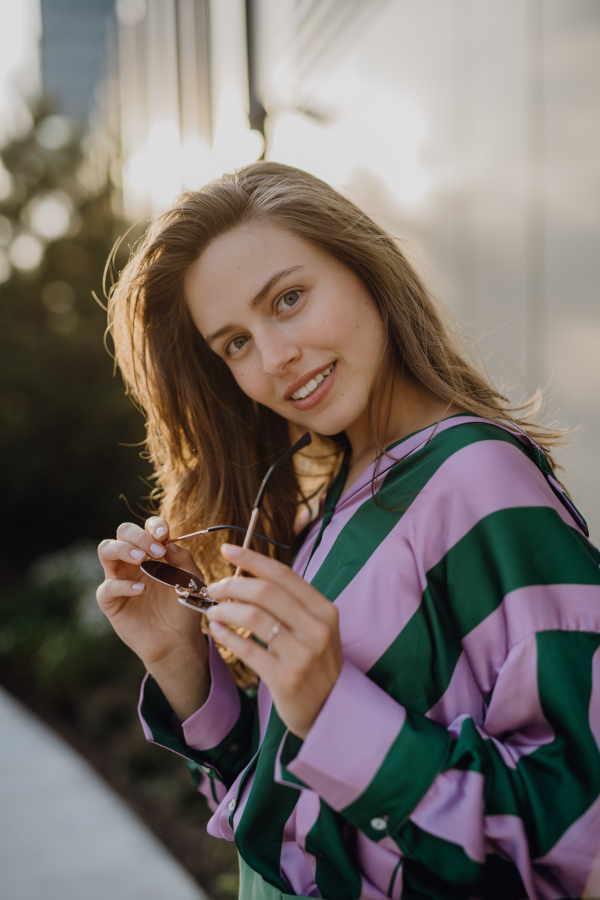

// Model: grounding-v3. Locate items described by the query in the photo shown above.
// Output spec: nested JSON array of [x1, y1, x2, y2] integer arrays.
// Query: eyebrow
[[204, 265, 304, 347]]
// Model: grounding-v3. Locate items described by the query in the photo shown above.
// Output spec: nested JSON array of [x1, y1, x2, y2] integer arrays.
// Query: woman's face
[[184, 220, 387, 440]]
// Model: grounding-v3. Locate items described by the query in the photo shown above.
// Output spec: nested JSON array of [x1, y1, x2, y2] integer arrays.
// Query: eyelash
[[224, 289, 304, 357]]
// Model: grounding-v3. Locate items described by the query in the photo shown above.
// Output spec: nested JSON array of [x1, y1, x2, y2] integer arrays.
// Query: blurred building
[[110, 0, 600, 537], [40, 0, 116, 122]]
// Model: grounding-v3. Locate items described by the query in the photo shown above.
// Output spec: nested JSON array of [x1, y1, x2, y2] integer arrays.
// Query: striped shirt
[[139, 415, 600, 900]]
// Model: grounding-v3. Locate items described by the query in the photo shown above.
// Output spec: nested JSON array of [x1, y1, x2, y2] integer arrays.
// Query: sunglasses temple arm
[[165, 525, 289, 550], [252, 432, 312, 510], [233, 507, 260, 578], [235, 432, 312, 577]]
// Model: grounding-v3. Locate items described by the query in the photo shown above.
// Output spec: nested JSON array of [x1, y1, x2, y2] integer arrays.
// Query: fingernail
[[222, 543, 242, 557], [150, 543, 166, 557], [132, 582, 145, 592], [154, 526, 167, 537], [209, 621, 224, 633], [130, 549, 145, 561], [207, 583, 218, 593]]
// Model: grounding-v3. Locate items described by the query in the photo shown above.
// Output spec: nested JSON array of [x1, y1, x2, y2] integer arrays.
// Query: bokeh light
[[35, 115, 73, 151], [115, 0, 147, 28], [41, 280, 75, 314], [9, 232, 44, 271], [25, 190, 74, 241]]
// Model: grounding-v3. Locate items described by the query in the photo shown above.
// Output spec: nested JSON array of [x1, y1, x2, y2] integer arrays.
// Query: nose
[[254, 327, 301, 378]]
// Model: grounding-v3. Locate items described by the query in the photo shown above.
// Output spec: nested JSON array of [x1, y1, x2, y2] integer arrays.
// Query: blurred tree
[[0, 107, 149, 583]]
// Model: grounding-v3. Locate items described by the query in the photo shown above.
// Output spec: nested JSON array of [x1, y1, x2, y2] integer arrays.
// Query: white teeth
[[291, 364, 334, 400]]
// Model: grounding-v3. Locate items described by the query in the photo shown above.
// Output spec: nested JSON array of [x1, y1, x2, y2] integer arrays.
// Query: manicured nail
[[154, 526, 167, 537], [222, 543, 242, 557], [150, 543, 166, 557], [209, 621, 224, 633], [132, 583, 145, 592], [130, 549, 145, 561]]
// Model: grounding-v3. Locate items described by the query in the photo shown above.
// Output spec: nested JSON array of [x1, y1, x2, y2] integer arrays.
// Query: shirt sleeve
[[139, 638, 256, 809], [277, 477, 600, 898]]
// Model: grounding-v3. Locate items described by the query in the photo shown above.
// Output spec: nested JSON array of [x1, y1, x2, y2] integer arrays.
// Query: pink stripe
[[182, 639, 241, 751], [483, 814, 562, 900], [137, 670, 231, 811], [286, 661, 406, 810], [332, 438, 572, 677], [410, 769, 486, 863], [279, 793, 322, 897], [137, 672, 154, 742], [293, 514, 325, 577], [295, 416, 484, 586], [355, 833, 406, 900], [299, 481, 387, 584], [207, 765, 253, 841], [534, 645, 600, 898], [484, 635, 554, 757], [426, 652, 486, 727], [463, 583, 600, 698], [207, 672, 274, 843]]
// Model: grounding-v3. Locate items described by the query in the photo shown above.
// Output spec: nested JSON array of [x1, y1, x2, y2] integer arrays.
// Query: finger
[[145, 516, 170, 541], [208, 576, 314, 636], [207, 600, 282, 645], [207, 620, 276, 680], [96, 577, 145, 615], [115, 522, 168, 560], [219, 544, 328, 614], [98, 538, 148, 566]]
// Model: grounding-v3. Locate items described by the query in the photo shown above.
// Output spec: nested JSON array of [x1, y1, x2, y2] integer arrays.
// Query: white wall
[[262, 0, 600, 538]]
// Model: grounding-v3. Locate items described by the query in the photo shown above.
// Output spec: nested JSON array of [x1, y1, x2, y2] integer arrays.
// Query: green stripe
[[310, 424, 527, 602], [140, 675, 255, 786], [305, 802, 363, 900], [368, 506, 600, 714], [235, 708, 302, 893], [443, 631, 600, 858], [340, 709, 451, 837], [397, 832, 526, 900]]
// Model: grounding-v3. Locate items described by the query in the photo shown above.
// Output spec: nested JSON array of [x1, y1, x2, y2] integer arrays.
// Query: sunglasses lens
[[141, 560, 216, 611]]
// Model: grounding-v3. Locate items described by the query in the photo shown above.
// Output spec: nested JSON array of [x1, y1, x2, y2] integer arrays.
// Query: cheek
[[230, 360, 274, 407]]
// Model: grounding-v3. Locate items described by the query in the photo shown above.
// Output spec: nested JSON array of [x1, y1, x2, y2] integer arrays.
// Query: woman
[[97, 162, 600, 900]]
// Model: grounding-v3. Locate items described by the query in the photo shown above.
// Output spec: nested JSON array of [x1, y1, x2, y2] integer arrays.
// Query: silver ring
[[266, 621, 281, 643]]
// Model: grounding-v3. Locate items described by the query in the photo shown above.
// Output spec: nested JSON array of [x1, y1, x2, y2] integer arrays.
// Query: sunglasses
[[141, 432, 312, 612]]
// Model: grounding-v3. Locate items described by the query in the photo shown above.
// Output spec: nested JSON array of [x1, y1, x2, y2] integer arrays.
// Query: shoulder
[[383, 419, 548, 516], [387, 419, 577, 559]]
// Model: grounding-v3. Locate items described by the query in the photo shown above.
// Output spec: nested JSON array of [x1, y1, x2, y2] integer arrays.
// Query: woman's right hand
[[97, 516, 208, 670]]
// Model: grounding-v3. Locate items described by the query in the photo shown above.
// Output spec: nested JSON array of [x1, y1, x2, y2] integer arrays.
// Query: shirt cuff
[[280, 660, 452, 841], [182, 638, 242, 751]]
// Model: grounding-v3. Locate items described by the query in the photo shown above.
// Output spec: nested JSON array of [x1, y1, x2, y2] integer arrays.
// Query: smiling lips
[[290, 363, 335, 401]]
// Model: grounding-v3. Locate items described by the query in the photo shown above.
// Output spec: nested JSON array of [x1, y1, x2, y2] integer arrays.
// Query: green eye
[[227, 335, 249, 355], [279, 290, 300, 309]]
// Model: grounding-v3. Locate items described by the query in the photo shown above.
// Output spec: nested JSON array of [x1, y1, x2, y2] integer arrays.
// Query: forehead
[[185, 221, 319, 311]]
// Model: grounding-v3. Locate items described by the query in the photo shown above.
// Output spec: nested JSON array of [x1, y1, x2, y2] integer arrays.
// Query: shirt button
[[228, 799, 236, 812], [370, 816, 387, 831]]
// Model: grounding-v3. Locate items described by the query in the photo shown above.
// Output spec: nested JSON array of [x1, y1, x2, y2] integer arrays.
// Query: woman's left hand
[[206, 544, 343, 739]]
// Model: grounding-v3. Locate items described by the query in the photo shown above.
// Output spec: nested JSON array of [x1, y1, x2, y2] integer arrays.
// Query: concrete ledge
[[0, 687, 209, 900]]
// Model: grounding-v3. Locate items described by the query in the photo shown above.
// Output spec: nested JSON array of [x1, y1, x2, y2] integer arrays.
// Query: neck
[[343, 371, 457, 492]]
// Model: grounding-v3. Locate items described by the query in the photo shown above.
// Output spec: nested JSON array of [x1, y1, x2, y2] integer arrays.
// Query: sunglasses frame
[[140, 433, 312, 612]]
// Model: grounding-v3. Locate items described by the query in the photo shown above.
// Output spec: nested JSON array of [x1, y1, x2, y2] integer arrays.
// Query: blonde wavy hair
[[108, 161, 564, 587]]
